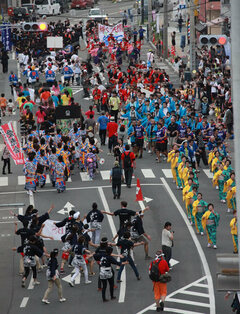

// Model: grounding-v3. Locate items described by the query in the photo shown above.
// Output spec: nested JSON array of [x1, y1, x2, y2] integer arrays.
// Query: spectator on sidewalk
[[2, 145, 12, 175]]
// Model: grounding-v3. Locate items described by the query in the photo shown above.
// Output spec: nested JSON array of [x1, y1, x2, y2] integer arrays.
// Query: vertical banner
[[98, 23, 124, 45], [156, 14, 160, 33], [1, 23, 12, 51], [0, 122, 25, 165]]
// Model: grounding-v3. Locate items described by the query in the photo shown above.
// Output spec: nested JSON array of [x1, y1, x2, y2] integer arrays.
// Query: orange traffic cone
[[136, 178, 144, 201]]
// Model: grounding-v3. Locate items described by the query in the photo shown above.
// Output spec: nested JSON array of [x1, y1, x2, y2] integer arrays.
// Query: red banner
[[0, 122, 25, 165]]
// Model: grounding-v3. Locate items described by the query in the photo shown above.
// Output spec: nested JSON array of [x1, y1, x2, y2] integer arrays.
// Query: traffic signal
[[199, 35, 228, 47], [21, 22, 48, 32]]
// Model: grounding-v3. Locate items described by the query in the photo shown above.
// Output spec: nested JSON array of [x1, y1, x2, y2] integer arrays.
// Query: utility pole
[[163, 0, 168, 59], [148, 0, 152, 41], [231, 0, 240, 278], [190, 0, 196, 71], [141, 0, 144, 25]]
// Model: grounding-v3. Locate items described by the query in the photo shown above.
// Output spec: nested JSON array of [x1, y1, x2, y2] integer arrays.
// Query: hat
[[110, 116, 115, 121], [155, 250, 164, 258], [73, 211, 80, 219]]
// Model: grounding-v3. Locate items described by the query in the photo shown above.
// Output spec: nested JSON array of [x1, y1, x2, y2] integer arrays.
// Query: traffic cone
[[136, 178, 144, 201]]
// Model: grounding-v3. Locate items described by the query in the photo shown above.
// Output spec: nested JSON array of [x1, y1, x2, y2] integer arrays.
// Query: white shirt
[[162, 229, 172, 247]]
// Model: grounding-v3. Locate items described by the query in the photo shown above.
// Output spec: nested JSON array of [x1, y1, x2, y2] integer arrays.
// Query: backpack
[[149, 260, 161, 282], [124, 152, 132, 168]]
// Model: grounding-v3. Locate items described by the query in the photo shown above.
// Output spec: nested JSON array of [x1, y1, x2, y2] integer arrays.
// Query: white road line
[[80, 172, 90, 181], [194, 283, 208, 288], [0, 177, 8, 186], [203, 169, 213, 179], [20, 297, 29, 308], [161, 308, 204, 314], [18, 207, 23, 215], [162, 169, 173, 178], [100, 170, 110, 180], [141, 169, 156, 178], [166, 298, 210, 308], [27, 275, 34, 290], [178, 291, 209, 298], [17, 62, 21, 79], [98, 187, 126, 303], [160, 177, 215, 314], [0, 183, 165, 195], [18, 176, 25, 185]]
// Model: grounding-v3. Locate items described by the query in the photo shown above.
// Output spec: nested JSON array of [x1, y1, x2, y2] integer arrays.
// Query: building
[[199, 0, 221, 35]]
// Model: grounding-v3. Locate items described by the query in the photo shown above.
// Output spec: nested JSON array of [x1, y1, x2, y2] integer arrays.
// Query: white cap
[[73, 211, 80, 219]]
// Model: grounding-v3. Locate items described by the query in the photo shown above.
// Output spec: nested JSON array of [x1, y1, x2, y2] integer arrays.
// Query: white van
[[35, 0, 61, 15]]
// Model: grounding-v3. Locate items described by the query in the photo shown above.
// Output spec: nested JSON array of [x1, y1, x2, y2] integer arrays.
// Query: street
[[0, 0, 236, 313]]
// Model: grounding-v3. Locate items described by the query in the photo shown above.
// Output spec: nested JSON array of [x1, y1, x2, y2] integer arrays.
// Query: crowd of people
[[0, 11, 236, 311]]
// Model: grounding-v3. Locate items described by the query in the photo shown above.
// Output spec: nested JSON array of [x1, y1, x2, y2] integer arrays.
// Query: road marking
[[141, 169, 155, 178], [62, 273, 80, 284], [98, 187, 126, 303], [179, 290, 209, 297], [13, 120, 17, 136], [0, 183, 164, 195], [18, 176, 25, 185], [57, 202, 75, 215], [158, 309, 204, 314], [167, 298, 210, 307], [27, 275, 34, 290], [203, 169, 213, 179], [143, 197, 153, 203], [0, 177, 8, 186], [20, 297, 29, 308], [80, 172, 90, 181], [18, 207, 23, 215], [162, 169, 173, 178], [195, 283, 208, 288], [100, 170, 110, 180], [169, 258, 179, 267], [160, 177, 215, 314]]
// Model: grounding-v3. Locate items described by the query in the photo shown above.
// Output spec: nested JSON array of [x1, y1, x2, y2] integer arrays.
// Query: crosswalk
[[0, 168, 215, 187], [137, 276, 212, 314]]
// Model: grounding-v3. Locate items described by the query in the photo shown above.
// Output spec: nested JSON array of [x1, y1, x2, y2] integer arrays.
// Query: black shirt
[[47, 257, 59, 278], [168, 122, 179, 137], [117, 238, 134, 256], [114, 208, 136, 229], [16, 227, 35, 246], [86, 209, 104, 223], [131, 216, 145, 235], [93, 253, 121, 267]]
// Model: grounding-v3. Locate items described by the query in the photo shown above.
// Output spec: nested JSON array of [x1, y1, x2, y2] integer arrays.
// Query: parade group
[[2, 15, 237, 309]]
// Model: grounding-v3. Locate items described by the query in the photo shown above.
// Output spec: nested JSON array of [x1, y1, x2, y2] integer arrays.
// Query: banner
[[98, 23, 124, 45], [0, 122, 25, 165], [1, 23, 12, 51], [42, 219, 66, 241]]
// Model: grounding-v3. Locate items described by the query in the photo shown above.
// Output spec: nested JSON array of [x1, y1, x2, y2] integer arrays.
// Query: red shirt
[[107, 121, 118, 138], [85, 110, 95, 119], [36, 110, 46, 124], [121, 151, 135, 167], [149, 258, 169, 276]]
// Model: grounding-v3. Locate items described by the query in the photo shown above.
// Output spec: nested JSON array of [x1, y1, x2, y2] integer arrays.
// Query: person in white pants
[[69, 236, 92, 287]]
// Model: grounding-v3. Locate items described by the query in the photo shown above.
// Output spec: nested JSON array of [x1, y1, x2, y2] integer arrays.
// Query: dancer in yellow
[[202, 203, 220, 249], [230, 210, 238, 254], [192, 193, 208, 235], [224, 172, 236, 213]]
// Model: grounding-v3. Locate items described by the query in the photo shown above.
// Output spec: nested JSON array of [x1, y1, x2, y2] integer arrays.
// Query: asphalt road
[[0, 1, 236, 313]]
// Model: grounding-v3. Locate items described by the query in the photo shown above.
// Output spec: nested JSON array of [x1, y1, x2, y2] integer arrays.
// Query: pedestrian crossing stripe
[[0, 168, 215, 186], [137, 276, 211, 314]]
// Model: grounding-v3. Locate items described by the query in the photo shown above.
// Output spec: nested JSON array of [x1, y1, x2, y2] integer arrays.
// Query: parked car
[[88, 8, 107, 22], [71, 0, 94, 9]]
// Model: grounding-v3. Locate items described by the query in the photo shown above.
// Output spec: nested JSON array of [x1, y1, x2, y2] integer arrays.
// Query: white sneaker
[[201, 232, 204, 236], [33, 281, 40, 285], [29, 190, 33, 196], [42, 299, 50, 304], [213, 245, 217, 249], [207, 243, 211, 248], [222, 200, 226, 203], [59, 298, 66, 302], [85, 280, 92, 284], [69, 281, 74, 287], [148, 150, 151, 153], [216, 186, 219, 190], [227, 208, 231, 213]]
